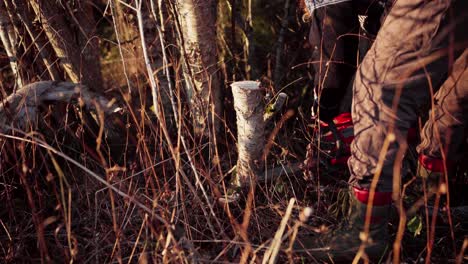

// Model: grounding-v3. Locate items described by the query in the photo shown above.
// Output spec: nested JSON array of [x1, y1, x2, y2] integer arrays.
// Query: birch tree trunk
[[8, 0, 61, 81], [73, 1, 103, 89], [143, 1, 175, 127], [175, 0, 222, 137], [231, 81, 265, 187], [0, 0, 22, 88], [29, 0, 102, 89]]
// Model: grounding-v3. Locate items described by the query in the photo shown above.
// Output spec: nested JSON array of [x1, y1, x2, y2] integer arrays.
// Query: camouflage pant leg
[[308, 1, 394, 119], [417, 49, 468, 162], [308, 1, 359, 119], [347, 0, 466, 192]]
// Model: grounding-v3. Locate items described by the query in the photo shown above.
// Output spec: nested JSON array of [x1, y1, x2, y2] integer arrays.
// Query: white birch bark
[[231, 81, 265, 186], [175, 0, 222, 136]]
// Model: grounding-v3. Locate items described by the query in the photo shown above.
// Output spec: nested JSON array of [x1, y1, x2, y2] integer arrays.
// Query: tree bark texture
[[8, 0, 61, 81], [0, 0, 22, 87], [175, 0, 222, 136], [0, 81, 118, 133], [142, 1, 174, 126], [28, 0, 102, 89], [231, 81, 265, 186], [72, 1, 104, 89]]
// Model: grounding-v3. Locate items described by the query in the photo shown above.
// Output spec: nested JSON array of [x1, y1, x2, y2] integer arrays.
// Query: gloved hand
[[316, 112, 354, 166], [314, 114, 419, 167], [417, 154, 450, 194]]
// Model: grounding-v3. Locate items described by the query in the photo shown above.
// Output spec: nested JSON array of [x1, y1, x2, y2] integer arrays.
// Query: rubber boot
[[296, 187, 392, 262]]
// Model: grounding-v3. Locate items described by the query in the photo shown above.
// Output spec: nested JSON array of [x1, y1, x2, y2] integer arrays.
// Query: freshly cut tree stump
[[231, 81, 265, 187]]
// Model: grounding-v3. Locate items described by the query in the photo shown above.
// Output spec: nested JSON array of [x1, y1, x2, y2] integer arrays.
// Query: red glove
[[318, 112, 354, 166], [316, 113, 419, 167]]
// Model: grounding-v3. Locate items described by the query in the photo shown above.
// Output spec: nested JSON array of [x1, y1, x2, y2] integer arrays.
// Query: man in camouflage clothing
[[302, 0, 468, 261]]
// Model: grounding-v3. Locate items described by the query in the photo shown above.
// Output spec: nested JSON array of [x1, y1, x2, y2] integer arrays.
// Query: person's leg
[[349, 0, 466, 192], [302, 0, 466, 261], [338, 0, 391, 113], [417, 49, 468, 190], [308, 1, 359, 121], [308, 0, 390, 117]]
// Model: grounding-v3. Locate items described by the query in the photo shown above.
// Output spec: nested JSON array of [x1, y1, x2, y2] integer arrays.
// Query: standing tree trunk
[[175, 0, 222, 137], [28, 0, 103, 89], [8, 0, 61, 81], [0, 0, 22, 88], [143, 0, 176, 128], [73, 1, 103, 89]]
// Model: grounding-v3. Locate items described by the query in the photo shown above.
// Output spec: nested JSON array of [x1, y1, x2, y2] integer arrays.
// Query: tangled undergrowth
[[0, 0, 467, 263], [0, 90, 467, 263]]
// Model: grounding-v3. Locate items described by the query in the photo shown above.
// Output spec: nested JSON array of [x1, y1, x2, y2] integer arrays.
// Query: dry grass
[[0, 1, 467, 263]]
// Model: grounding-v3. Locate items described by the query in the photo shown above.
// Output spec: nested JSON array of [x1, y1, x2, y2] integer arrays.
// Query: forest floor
[[0, 97, 467, 263], [0, 1, 467, 262]]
